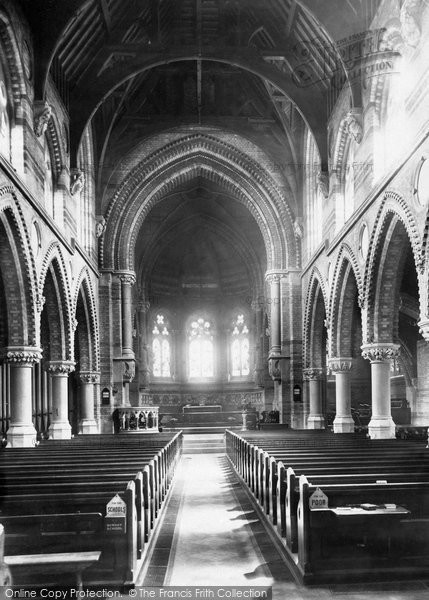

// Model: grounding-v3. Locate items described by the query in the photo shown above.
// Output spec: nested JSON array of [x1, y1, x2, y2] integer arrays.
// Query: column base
[[6, 424, 38, 448], [307, 415, 325, 429], [333, 416, 355, 433], [78, 419, 98, 434], [368, 417, 396, 439], [48, 422, 72, 440]]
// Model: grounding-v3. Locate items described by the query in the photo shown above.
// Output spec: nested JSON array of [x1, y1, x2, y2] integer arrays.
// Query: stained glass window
[[188, 317, 214, 378], [231, 314, 250, 377], [152, 314, 171, 377]]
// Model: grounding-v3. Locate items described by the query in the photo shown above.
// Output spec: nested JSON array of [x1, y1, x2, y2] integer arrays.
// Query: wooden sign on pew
[[309, 487, 328, 510], [105, 494, 127, 534]]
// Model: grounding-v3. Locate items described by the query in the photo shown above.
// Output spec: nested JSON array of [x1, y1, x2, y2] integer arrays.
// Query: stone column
[[251, 299, 264, 387], [47, 361, 75, 440], [361, 343, 400, 439], [303, 368, 325, 429], [119, 272, 136, 358], [5, 347, 42, 448], [328, 357, 355, 433], [266, 273, 281, 360], [79, 371, 99, 434], [138, 300, 150, 389]]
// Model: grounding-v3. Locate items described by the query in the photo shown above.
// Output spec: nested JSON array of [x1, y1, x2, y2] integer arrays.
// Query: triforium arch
[[0, 4, 28, 117], [101, 133, 299, 273]]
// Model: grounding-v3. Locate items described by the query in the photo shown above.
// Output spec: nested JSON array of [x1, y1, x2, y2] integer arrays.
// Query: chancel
[[0, 0, 429, 597]]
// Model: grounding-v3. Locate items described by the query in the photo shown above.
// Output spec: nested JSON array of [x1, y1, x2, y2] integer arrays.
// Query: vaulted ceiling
[[16, 0, 382, 297]]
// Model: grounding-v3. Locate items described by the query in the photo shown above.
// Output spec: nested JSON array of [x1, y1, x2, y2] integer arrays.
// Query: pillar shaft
[[48, 361, 74, 440], [304, 368, 325, 429], [79, 371, 99, 434], [6, 348, 42, 447], [120, 272, 136, 358], [138, 301, 150, 388], [361, 344, 399, 439], [267, 274, 281, 356], [329, 358, 355, 433]]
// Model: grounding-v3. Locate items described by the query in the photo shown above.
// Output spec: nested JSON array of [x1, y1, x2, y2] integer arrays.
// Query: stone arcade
[[0, 0, 429, 596]]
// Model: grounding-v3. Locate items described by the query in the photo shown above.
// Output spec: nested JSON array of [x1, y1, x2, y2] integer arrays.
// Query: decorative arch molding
[[363, 190, 423, 342], [329, 245, 363, 358], [38, 242, 73, 359], [46, 113, 66, 182], [73, 268, 100, 372], [303, 267, 329, 368], [101, 134, 299, 272], [0, 185, 38, 346], [331, 114, 353, 175], [0, 7, 27, 116], [138, 213, 264, 297]]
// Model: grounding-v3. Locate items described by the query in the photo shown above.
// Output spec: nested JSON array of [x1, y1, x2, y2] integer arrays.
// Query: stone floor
[[139, 450, 429, 599]]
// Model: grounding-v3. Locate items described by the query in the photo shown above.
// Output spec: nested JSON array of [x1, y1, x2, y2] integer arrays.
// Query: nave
[[139, 433, 429, 600]]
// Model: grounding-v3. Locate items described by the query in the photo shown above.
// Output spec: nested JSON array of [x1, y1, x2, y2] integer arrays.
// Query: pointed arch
[[303, 267, 328, 369], [0, 187, 38, 346], [101, 133, 299, 273], [73, 269, 99, 372], [363, 191, 424, 342], [38, 245, 73, 362]]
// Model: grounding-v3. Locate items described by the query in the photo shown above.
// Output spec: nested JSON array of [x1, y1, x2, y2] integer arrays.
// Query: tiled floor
[[140, 452, 429, 599]]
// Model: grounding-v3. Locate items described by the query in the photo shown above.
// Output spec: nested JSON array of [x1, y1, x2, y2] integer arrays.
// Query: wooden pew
[[297, 476, 429, 583], [0, 432, 182, 587]]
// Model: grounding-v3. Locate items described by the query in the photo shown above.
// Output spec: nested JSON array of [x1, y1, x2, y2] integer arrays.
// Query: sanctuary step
[[182, 433, 225, 454]]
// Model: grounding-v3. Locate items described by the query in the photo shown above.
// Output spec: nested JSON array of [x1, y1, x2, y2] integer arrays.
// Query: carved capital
[[418, 320, 429, 343], [266, 273, 281, 284], [5, 347, 42, 365], [70, 168, 85, 196], [328, 357, 353, 373], [268, 356, 282, 381], [119, 272, 136, 286], [79, 371, 100, 384], [96, 216, 106, 238], [361, 343, 401, 363], [47, 360, 75, 375], [34, 101, 52, 137], [303, 367, 324, 381], [138, 300, 151, 313], [346, 109, 363, 144], [123, 360, 135, 382], [36, 295, 46, 313], [317, 170, 329, 199]]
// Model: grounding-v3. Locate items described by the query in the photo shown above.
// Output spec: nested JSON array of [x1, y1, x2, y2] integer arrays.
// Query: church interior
[[1, 0, 429, 597]]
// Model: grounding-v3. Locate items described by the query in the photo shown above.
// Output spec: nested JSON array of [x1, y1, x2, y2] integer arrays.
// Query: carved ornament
[[328, 357, 353, 373], [5, 348, 42, 365], [303, 367, 324, 381], [79, 371, 100, 384], [70, 168, 85, 196], [34, 101, 52, 137], [361, 343, 400, 362], [47, 361, 75, 375]]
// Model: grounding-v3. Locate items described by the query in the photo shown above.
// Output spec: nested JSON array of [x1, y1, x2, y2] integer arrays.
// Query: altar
[[183, 405, 222, 423]]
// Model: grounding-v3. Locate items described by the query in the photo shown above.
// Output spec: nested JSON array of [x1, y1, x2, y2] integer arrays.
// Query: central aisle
[[140, 449, 295, 593], [165, 453, 276, 586], [140, 440, 429, 600]]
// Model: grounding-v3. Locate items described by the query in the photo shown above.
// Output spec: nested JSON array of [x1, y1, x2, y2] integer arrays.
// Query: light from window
[[231, 314, 250, 377], [189, 317, 214, 378], [152, 314, 170, 377]]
